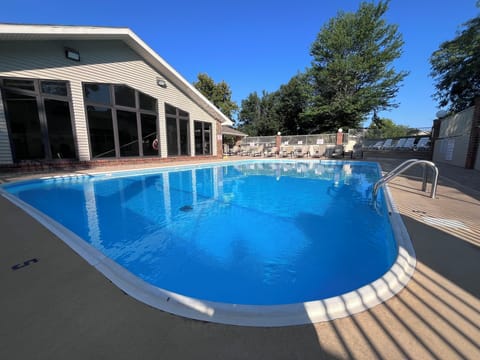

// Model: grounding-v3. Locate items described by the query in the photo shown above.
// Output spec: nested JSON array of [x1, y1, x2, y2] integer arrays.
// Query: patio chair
[[231, 145, 240, 155], [394, 138, 407, 150], [309, 145, 324, 158], [240, 145, 251, 156], [293, 145, 309, 158], [381, 139, 393, 150], [265, 146, 278, 157], [369, 140, 384, 150], [329, 145, 344, 158], [280, 146, 293, 157], [414, 137, 431, 151], [252, 144, 264, 157], [400, 138, 415, 150]]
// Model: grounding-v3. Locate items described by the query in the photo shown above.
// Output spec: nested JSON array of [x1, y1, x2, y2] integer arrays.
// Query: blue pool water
[[3, 161, 397, 305]]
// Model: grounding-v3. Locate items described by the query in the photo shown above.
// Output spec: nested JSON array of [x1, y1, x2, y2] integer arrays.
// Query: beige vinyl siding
[[0, 39, 218, 162], [0, 90, 13, 164], [438, 106, 474, 138], [433, 106, 475, 167]]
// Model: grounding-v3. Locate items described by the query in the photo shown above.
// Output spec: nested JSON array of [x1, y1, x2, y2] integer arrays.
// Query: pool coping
[[0, 159, 416, 327]]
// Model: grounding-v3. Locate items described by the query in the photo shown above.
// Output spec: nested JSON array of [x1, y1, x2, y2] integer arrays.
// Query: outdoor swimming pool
[[1, 160, 416, 326]]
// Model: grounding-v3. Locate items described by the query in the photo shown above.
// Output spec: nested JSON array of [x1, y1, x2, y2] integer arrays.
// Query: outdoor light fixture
[[65, 48, 80, 61], [156, 78, 167, 88]]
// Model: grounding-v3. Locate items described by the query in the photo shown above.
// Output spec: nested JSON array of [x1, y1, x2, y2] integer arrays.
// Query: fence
[[240, 133, 340, 147]]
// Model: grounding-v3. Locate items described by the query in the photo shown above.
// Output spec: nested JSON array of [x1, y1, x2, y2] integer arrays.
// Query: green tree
[[430, 8, 480, 112], [307, 0, 408, 131], [193, 73, 238, 119], [365, 118, 410, 138], [238, 91, 277, 136], [274, 73, 312, 135]]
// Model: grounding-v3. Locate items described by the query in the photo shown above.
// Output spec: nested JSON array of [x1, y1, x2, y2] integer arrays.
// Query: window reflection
[[117, 110, 139, 157], [84, 84, 111, 105], [87, 106, 115, 158], [41, 81, 68, 96], [83, 83, 158, 158], [165, 103, 190, 156], [114, 85, 135, 108], [194, 121, 212, 155]]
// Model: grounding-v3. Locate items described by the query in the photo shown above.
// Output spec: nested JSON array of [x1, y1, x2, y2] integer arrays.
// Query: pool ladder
[[372, 159, 439, 201]]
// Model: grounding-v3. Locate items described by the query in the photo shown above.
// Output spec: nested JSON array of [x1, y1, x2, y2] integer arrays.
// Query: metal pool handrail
[[372, 159, 439, 201]]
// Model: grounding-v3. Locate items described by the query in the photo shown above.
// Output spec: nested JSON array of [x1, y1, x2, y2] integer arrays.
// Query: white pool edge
[[1, 160, 416, 327]]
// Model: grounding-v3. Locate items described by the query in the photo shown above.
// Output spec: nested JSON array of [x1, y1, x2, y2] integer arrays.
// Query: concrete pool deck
[[1, 158, 479, 359]]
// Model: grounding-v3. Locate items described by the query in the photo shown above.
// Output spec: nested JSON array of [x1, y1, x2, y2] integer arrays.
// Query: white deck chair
[[381, 139, 393, 149], [415, 137, 431, 150], [395, 138, 407, 149], [402, 138, 415, 150]]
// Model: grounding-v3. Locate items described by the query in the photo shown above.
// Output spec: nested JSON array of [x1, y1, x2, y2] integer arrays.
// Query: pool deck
[[1, 158, 479, 359]]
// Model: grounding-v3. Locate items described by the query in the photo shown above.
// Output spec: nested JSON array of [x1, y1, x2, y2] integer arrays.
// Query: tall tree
[[307, 0, 408, 131], [193, 73, 238, 119], [430, 9, 480, 112], [365, 118, 410, 138], [238, 91, 277, 136], [274, 73, 312, 135]]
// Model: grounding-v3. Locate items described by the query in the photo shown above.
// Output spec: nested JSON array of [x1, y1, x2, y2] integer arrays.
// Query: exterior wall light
[[65, 48, 80, 61], [156, 78, 167, 88]]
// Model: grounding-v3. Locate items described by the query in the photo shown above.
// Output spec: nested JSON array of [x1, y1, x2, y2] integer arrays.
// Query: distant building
[[0, 24, 232, 167]]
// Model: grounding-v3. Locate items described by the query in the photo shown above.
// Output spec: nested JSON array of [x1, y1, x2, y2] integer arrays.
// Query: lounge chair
[[265, 146, 278, 157], [394, 138, 407, 150], [400, 138, 415, 150], [240, 145, 251, 156], [370, 140, 384, 150], [230, 145, 240, 155], [414, 137, 431, 151], [252, 144, 264, 157], [293, 145, 309, 158], [381, 139, 393, 150], [280, 146, 293, 157], [309, 145, 324, 158], [329, 145, 344, 158]]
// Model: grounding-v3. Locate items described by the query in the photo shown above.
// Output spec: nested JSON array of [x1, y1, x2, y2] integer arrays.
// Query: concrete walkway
[[1, 158, 479, 359]]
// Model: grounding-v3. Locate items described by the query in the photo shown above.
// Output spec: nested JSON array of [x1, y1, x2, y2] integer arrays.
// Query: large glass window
[[117, 110, 139, 157], [84, 84, 111, 105], [86, 106, 115, 158], [165, 104, 190, 156], [139, 92, 156, 111], [83, 83, 158, 158], [3, 90, 44, 160], [114, 85, 135, 108], [141, 114, 158, 156], [41, 81, 68, 97], [1, 78, 76, 161], [166, 117, 179, 156], [3, 79, 35, 91], [44, 99, 76, 159], [194, 121, 212, 155]]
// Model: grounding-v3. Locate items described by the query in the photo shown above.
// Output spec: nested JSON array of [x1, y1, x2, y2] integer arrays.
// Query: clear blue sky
[[1, 0, 477, 128]]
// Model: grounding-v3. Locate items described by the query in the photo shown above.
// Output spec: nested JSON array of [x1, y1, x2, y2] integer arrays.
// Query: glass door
[[3, 90, 45, 160]]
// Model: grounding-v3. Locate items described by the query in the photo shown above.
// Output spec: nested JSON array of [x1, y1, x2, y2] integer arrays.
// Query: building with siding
[[432, 98, 480, 171], [0, 24, 232, 167]]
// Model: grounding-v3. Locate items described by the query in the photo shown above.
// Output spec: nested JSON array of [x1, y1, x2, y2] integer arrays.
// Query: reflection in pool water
[[4, 161, 396, 305]]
